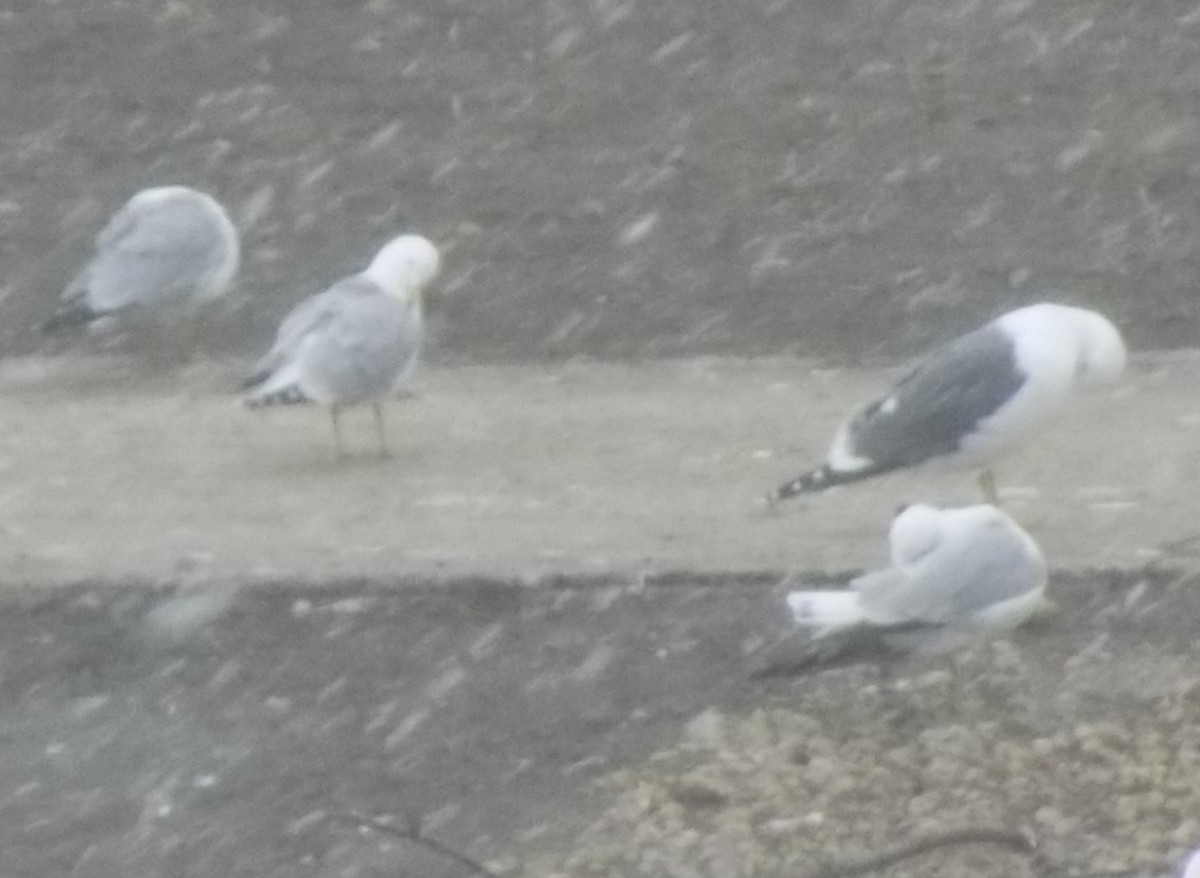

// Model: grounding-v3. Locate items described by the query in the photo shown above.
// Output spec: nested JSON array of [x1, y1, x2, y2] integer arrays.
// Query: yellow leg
[[372, 403, 391, 458], [978, 468, 999, 505]]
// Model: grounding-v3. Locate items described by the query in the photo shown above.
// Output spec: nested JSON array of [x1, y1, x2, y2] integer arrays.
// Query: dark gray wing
[[845, 323, 1026, 471]]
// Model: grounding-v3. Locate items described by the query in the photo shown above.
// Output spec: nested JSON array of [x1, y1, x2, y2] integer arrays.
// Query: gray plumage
[[855, 513, 1042, 631], [45, 186, 239, 332], [243, 233, 441, 457], [773, 303, 1128, 503], [835, 325, 1024, 477], [786, 503, 1048, 658], [244, 276, 421, 407]]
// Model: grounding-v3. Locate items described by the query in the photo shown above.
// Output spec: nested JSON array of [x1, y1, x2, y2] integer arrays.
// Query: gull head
[[128, 185, 204, 208], [1072, 307, 1127, 388], [365, 233, 442, 301]]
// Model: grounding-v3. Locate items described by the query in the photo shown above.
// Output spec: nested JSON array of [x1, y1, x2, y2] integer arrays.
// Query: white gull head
[[364, 233, 442, 301], [1071, 306, 1127, 388], [1003, 302, 1127, 389]]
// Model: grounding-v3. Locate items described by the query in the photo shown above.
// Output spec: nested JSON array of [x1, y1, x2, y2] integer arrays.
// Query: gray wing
[[245, 277, 373, 387], [69, 197, 230, 314], [844, 323, 1027, 471], [293, 285, 420, 402], [247, 276, 420, 403], [267, 284, 355, 363], [857, 517, 1043, 625]]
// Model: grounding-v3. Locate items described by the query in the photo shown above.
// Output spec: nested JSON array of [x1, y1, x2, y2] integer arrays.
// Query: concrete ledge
[[0, 352, 1195, 585]]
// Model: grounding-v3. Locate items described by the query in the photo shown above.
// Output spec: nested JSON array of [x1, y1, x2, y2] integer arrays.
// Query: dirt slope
[[2, 0, 1200, 364]]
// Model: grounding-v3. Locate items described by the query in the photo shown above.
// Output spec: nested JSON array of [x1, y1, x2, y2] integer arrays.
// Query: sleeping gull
[[44, 186, 240, 333], [242, 232, 441, 458], [771, 303, 1126, 504], [786, 502, 1048, 657]]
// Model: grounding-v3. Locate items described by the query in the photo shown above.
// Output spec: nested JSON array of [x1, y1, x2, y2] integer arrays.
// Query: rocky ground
[[4, 552, 1199, 878], [3, 0, 1200, 876]]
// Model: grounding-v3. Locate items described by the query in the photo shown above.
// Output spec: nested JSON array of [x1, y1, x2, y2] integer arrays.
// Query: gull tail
[[244, 384, 311, 409], [751, 587, 942, 677], [748, 591, 891, 678], [748, 625, 898, 677], [786, 590, 867, 632], [242, 355, 313, 408], [773, 463, 883, 501]]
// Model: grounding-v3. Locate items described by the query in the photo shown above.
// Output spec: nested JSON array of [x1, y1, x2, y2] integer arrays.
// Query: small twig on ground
[[801, 826, 1037, 878], [331, 810, 499, 878]]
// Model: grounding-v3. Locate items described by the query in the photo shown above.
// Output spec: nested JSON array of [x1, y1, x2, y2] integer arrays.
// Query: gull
[[44, 186, 240, 333], [770, 303, 1127, 504], [786, 502, 1048, 657], [242, 232, 440, 458]]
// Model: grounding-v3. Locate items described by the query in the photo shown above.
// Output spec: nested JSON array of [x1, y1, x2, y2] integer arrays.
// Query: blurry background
[[3, 0, 1197, 364]]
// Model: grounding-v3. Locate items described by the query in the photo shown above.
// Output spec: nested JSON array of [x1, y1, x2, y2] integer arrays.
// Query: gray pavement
[[0, 351, 1194, 586]]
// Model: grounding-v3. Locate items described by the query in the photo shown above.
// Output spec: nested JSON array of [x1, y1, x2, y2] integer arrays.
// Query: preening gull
[[771, 303, 1127, 504], [44, 186, 240, 332], [786, 502, 1048, 656], [243, 232, 441, 457]]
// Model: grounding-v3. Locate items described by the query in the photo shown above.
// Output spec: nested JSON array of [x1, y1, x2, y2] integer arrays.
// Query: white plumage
[[787, 503, 1047, 654], [45, 186, 240, 332], [243, 233, 441, 457], [1184, 849, 1200, 878], [773, 303, 1127, 504]]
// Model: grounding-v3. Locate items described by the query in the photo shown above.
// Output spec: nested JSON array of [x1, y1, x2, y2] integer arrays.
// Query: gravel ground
[[3, 567, 1198, 878], [563, 605, 1200, 878]]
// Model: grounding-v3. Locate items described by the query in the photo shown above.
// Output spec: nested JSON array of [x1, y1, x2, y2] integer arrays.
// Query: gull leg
[[330, 406, 346, 459], [978, 468, 999, 505], [372, 403, 392, 459]]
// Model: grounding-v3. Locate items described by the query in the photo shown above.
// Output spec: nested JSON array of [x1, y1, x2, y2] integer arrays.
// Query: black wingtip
[[240, 371, 268, 392], [773, 461, 893, 501], [773, 466, 836, 501], [748, 627, 900, 678], [41, 307, 96, 334]]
